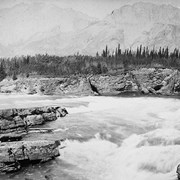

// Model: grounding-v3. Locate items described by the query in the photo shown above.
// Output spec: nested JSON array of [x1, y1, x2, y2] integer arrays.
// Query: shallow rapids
[[0, 95, 180, 180]]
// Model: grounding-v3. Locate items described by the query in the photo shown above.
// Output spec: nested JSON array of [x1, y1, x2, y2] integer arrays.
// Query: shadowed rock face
[[0, 140, 60, 172], [0, 106, 68, 135]]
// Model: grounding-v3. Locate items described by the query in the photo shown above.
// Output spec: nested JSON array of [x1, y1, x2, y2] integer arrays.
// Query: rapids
[[0, 94, 180, 180]]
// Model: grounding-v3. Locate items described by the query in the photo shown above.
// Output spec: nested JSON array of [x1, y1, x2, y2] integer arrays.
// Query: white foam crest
[[122, 128, 180, 148], [141, 128, 180, 146]]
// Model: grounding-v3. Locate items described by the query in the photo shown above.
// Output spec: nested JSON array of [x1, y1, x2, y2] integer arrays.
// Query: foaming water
[[60, 136, 180, 180], [0, 95, 180, 180]]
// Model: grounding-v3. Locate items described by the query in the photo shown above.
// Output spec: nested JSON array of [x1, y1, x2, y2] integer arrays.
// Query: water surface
[[0, 94, 180, 180]]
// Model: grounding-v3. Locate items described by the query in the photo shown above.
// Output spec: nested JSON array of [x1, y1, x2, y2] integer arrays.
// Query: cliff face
[[0, 68, 180, 96]]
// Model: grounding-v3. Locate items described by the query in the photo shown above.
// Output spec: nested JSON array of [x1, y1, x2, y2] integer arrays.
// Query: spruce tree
[[0, 62, 6, 81]]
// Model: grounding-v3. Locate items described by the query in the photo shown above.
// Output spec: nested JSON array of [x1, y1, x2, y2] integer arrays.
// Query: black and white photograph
[[0, 0, 180, 179]]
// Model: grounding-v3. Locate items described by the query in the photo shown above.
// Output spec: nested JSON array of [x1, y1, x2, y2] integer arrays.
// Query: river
[[0, 94, 180, 180]]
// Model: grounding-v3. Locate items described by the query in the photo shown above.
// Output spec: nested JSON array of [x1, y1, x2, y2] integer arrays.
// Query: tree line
[[0, 44, 180, 81]]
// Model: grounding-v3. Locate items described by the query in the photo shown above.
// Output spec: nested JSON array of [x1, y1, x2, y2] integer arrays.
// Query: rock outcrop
[[0, 140, 60, 172], [0, 77, 93, 95], [0, 68, 180, 96], [0, 106, 68, 136], [89, 68, 180, 96], [0, 106, 68, 173]]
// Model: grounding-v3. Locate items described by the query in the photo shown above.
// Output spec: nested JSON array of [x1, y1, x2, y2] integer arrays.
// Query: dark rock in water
[[58, 108, 68, 117], [0, 140, 60, 173], [177, 164, 180, 180], [45, 174, 53, 180], [0, 106, 68, 136]]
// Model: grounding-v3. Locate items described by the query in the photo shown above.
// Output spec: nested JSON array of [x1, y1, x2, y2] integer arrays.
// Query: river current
[[0, 94, 180, 180]]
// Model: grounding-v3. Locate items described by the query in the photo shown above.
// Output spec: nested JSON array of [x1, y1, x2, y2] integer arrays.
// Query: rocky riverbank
[[0, 106, 68, 173], [0, 68, 180, 96]]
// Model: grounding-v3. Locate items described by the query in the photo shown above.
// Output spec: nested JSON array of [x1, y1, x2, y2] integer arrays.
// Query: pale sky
[[0, 0, 180, 19]]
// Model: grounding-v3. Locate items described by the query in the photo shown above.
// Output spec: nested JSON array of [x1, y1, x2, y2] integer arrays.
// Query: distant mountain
[[1, 2, 180, 57], [0, 2, 97, 46], [0, 44, 13, 57], [105, 2, 180, 50]]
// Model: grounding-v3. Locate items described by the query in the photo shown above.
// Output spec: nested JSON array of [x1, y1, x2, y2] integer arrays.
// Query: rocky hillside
[[1, 68, 180, 96]]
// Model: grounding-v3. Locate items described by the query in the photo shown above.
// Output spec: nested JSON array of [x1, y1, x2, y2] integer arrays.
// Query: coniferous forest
[[0, 44, 180, 80]]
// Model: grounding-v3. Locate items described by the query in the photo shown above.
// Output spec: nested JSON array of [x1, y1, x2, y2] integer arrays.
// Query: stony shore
[[0, 106, 68, 173], [0, 68, 180, 96]]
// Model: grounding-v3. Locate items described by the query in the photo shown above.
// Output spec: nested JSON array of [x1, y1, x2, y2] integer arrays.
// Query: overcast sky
[[0, 0, 180, 19]]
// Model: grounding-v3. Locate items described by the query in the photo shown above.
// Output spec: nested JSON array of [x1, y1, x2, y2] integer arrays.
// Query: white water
[[57, 96, 180, 180], [1, 95, 180, 180]]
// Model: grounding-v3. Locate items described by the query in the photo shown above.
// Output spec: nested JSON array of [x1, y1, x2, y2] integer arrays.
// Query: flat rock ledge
[[0, 106, 68, 173], [0, 140, 60, 172], [0, 106, 68, 136]]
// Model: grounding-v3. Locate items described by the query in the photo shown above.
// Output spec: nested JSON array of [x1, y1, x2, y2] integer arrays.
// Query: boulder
[[177, 164, 180, 180], [24, 115, 44, 125], [42, 113, 56, 121], [0, 117, 24, 134], [57, 108, 68, 117], [0, 109, 17, 119], [17, 109, 31, 116], [141, 87, 149, 94]]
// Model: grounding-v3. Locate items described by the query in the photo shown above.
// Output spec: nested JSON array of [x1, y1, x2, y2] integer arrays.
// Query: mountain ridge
[[1, 2, 180, 57]]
